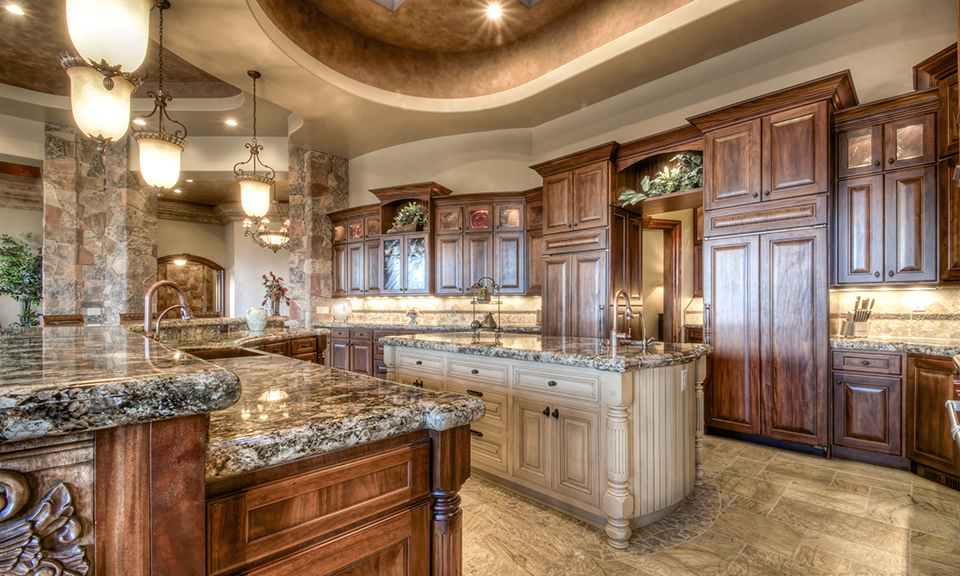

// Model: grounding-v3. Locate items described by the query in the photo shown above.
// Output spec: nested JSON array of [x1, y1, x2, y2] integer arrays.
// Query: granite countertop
[[0, 326, 240, 442], [830, 336, 960, 358], [205, 356, 485, 481], [159, 327, 330, 353], [380, 333, 711, 373], [314, 322, 540, 334]]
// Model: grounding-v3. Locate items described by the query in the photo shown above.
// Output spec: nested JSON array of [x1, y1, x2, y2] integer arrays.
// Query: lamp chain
[[252, 74, 257, 143], [157, 4, 164, 94]]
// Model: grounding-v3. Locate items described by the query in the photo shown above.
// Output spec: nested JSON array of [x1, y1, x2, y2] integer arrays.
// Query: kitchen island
[[382, 332, 711, 549], [0, 325, 484, 576]]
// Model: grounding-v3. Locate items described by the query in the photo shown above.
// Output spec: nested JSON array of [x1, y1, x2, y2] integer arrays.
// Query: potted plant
[[0, 232, 42, 327], [262, 271, 290, 317], [390, 202, 429, 233], [618, 152, 703, 206]]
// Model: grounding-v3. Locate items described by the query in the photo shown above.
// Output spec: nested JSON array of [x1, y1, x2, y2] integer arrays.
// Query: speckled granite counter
[[205, 356, 485, 481], [830, 336, 960, 358], [0, 325, 240, 442], [313, 322, 540, 334], [158, 327, 329, 353], [381, 332, 711, 373]]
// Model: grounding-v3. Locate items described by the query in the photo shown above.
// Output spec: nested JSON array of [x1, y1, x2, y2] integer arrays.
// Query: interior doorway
[[642, 217, 682, 343]]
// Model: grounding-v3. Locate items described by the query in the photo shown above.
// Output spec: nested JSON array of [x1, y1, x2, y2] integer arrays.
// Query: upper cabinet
[[913, 43, 959, 158], [532, 143, 618, 236], [839, 112, 937, 177]]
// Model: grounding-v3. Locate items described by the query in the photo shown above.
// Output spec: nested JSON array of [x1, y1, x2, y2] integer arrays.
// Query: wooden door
[[762, 102, 828, 200], [838, 125, 883, 178], [940, 73, 959, 158], [347, 218, 365, 243], [541, 255, 569, 338], [884, 114, 936, 170], [836, 175, 884, 285], [464, 233, 493, 290], [526, 231, 543, 295], [552, 405, 599, 506], [434, 235, 463, 295], [495, 232, 524, 295], [347, 243, 365, 296], [332, 244, 347, 297], [435, 205, 463, 235], [364, 240, 381, 295], [833, 372, 902, 455], [939, 156, 960, 282], [494, 203, 525, 231], [543, 173, 574, 234], [703, 235, 760, 435], [572, 163, 608, 230], [884, 166, 937, 283], [465, 204, 494, 233], [759, 227, 828, 446], [381, 238, 403, 295], [692, 243, 703, 298], [350, 340, 374, 376], [569, 250, 607, 340], [512, 399, 552, 488], [402, 234, 429, 295], [703, 119, 762, 210], [329, 339, 350, 371], [906, 355, 960, 475]]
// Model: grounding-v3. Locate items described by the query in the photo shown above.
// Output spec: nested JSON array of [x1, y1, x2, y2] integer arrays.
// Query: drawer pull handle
[[552, 408, 560, 419], [547, 380, 558, 387], [861, 360, 870, 366], [470, 429, 484, 438], [415, 360, 423, 365], [542, 406, 550, 417], [471, 369, 480, 375], [467, 390, 484, 398]]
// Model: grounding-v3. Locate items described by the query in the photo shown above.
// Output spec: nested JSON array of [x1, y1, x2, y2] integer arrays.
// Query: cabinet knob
[[888, 158, 895, 165], [467, 389, 484, 397], [547, 380, 558, 387], [874, 160, 881, 167], [861, 360, 870, 366], [752, 191, 759, 198], [552, 408, 560, 419], [470, 429, 484, 438], [874, 271, 880, 278], [542, 406, 550, 417], [764, 190, 771, 196], [471, 369, 480, 375], [888, 271, 894, 278], [415, 360, 423, 365]]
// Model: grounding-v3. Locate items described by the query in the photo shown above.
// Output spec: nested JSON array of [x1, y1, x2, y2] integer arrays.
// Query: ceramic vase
[[246, 307, 268, 333]]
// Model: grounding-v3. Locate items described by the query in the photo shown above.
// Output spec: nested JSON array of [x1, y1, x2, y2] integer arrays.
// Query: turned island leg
[[695, 357, 706, 486], [602, 402, 634, 549], [429, 426, 471, 576]]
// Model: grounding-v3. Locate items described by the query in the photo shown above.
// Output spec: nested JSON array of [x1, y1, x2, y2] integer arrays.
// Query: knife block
[[840, 312, 870, 337]]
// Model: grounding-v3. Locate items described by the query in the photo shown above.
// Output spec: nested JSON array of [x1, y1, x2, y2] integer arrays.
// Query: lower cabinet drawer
[[350, 329, 373, 340], [446, 383, 508, 432], [261, 341, 290, 356], [514, 367, 599, 402], [832, 350, 902, 375], [397, 372, 443, 392], [293, 352, 318, 363], [446, 358, 508, 387], [290, 337, 317, 355], [374, 360, 388, 379], [330, 329, 350, 339], [397, 350, 443, 374], [470, 428, 509, 474]]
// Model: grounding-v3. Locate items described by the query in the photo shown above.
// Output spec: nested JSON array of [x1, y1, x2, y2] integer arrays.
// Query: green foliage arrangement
[[389, 202, 429, 233], [0, 233, 42, 327], [618, 153, 703, 207]]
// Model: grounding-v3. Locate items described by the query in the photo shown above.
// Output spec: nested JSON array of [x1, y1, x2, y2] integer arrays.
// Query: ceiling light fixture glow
[[5, 4, 24, 15], [172, 256, 187, 266], [173, 188, 181, 193], [132, 118, 146, 125], [225, 119, 237, 126], [487, 3, 501, 18], [66, 0, 152, 72]]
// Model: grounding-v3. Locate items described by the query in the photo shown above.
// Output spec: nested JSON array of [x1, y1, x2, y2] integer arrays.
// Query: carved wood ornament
[[0, 470, 88, 576]]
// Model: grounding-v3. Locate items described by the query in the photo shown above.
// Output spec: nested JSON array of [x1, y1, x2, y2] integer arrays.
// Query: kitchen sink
[[189, 347, 270, 361]]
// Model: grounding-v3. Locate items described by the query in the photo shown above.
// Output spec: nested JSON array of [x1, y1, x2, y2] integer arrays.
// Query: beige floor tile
[[799, 532, 907, 575], [833, 470, 910, 493], [540, 550, 614, 576], [828, 475, 871, 495], [737, 443, 781, 463], [762, 456, 837, 488], [911, 530, 960, 576], [689, 529, 747, 558], [625, 542, 736, 576], [725, 457, 768, 477], [779, 452, 918, 486], [476, 533, 564, 575], [715, 470, 787, 504], [711, 440, 750, 457], [769, 497, 909, 556], [463, 540, 534, 576], [781, 481, 870, 515], [701, 450, 739, 479], [794, 543, 851, 574], [913, 479, 960, 506], [594, 560, 652, 575], [865, 488, 960, 541], [726, 545, 823, 576], [703, 436, 727, 451], [711, 506, 805, 558], [727, 495, 775, 516]]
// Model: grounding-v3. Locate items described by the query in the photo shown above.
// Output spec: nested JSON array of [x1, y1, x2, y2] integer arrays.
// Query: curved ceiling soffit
[[0, 81, 247, 113], [248, 0, 741, 114]]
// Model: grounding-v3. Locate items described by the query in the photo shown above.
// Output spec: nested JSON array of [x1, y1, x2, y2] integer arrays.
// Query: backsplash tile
[[832, 287, 960, 339], [342, 296, 541, 327]]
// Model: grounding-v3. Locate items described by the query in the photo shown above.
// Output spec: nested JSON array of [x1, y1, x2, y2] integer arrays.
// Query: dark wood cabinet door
[[759, 227, 828, 446], [465, 204, 494, 233], [329, 339, 350, 371], [692, 243, 703, 298], [541, 255, 570, 338], [332, 244, 347, 297], [543, 173, 574, 234], [704, 119, 762, 210], [435, 205, 463, 234], [569, 250, 607, 340], [836, 175, 884, 285], [762, 102, 829, 200], [906, 355, 960, 475], [434, 235, 463, 295], [347, 217, 365, 243], [884, 166, 937, 283], [364, 240, 381, 295], [347, 243, 365, 296], [526, 232, 543, 295], [695, 207, 703, 243], [464, 233, 493, 289], [627, 215, 643, 302], [572, 163, 608, 230], [350, 340, 374, 376], [940, 156, 960, 282], [939, 73, 959, 158], [838, 125, 884, 178], [495, 232, 525, 294], [494, 203, 525, 231], [834, 372, 902, 455], [703, 235, 761, 435], [884, 114, 936, 170]]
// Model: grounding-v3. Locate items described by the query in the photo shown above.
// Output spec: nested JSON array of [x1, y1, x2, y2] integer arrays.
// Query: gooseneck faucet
[[610, 290, 634, 356], [144, 280, 194, 339]]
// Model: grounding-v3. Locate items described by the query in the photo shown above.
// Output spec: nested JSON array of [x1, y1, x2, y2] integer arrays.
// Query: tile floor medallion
[[460, 435, 960, 575]]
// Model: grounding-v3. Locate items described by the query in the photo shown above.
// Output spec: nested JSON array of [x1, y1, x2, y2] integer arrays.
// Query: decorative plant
[[390, 202, 429, 232], [618, 152, 703, 206], [0, 232, 42, 327], [261, 271, 289, 314]]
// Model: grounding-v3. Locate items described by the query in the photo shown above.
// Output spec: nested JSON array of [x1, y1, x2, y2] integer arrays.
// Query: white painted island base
[[384, 344, 706, 549]]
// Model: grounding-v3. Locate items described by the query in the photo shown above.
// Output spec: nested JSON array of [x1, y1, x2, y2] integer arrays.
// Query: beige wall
[[157, 220, 227, 268], [224, 221, 290, 318], [0, 207, 42, 327]]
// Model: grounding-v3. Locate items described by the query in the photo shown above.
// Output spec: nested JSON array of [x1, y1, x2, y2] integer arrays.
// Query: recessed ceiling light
[[173, 189, 181, 193], [5, 5, 24, 15], [132, 118, 146, 126], [225, 119, 238, 126], [487, 4, 501, 18], [185, 179, 193, 182]]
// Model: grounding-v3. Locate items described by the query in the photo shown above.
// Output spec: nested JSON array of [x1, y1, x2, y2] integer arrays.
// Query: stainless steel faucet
[[143, 280, 193, 339], [152, 305, 191, 342], [610, 290, 633, 356]]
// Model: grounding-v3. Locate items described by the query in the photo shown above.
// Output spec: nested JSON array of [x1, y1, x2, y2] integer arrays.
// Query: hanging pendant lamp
[[131, 0, 187, 191], [235, 71, 275, 220], [60, 54, 138, 152], [66, 0, 153, 72]]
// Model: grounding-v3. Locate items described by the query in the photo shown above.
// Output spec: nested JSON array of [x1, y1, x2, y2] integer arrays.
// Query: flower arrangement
[[618, 152, 703, 206], [388, 201, 429, 233], [0, 233, 42, 327], [262, 271, 289, 316]]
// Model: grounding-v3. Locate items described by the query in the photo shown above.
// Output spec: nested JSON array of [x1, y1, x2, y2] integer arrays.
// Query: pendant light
[[66, 0, 153, 72], [244, 198, 291, 253], [60, 54, 138, 152], [235, 71, 275, 221], [131, 1, 188, 191]]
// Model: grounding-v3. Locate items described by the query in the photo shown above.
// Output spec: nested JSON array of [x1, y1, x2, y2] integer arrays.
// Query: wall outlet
[[446, 302, 453, 310], [681, 370, 688, 392], [317, 306, 329, 314], [86, 308, 101, 316]]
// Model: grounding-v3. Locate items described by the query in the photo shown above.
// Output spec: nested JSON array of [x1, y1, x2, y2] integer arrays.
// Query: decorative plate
[[471, 210, 489, 229]]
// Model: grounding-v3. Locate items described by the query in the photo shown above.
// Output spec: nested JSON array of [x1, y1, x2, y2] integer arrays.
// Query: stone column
[[287, 144, 348, 328], [41, 123, 157, 323]]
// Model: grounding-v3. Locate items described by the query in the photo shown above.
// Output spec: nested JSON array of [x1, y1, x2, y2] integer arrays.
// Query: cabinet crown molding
[[687, 71, 858, 133], [369, 181, 453, 203], [530, 142, 619, 178], [616, 125, 703, 173], [913, 43, 957, 90], [833, 89, 940, 131]]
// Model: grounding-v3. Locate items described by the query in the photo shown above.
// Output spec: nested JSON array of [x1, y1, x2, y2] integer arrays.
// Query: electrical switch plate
[[681, 370, 688, 391], [317, 306, 330, 314], [446, 302, 453, 310], [86, 308, 101, 315]]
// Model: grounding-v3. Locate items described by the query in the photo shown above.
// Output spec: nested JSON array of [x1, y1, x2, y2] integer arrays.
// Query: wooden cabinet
[[464, 233, 493, 288], [495, 232, 524, 294], [364, 240, 381, 295], [434, 235, 463, 295], [542, 250, 605, 339], [333, 212, 383, 297], [884, 114, 936, 170], [542, 255, 569, 338], [465, 204, 493, 232], [939, 73, 959, 158], [526, 231, 543, 295], [940, 155, 960, 281], [884, 166, 938, 283], [704, 119, 762, 209], [542, 162, 610, 234], [350, 339, 374, 376], [837, 125, 884, 178], [834, 372, 902, 456], [692, 243, 703, 298], [543, 173, 574, 234], [329, 338, 349, 370], [906, 355, 960, 476], [836, 175, 884, 284], [435, 205, 463, 234], [494, 203, 525, 231], [332, 244, 347, 297], [347, 243, 365, 296], [512, 398, 552, 488], [381, 233, 429, 295]]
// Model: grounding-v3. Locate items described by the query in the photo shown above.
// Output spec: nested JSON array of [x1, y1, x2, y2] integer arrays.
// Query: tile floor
[[459, 435, 960, 575]]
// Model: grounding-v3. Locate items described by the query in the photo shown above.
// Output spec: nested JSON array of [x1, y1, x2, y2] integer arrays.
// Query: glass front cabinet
[[381, 233, 430, 295], [838, 114, 935, 177]]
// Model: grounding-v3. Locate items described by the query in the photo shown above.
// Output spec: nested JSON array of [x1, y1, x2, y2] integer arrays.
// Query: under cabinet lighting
[[6, 5, 24, 15]]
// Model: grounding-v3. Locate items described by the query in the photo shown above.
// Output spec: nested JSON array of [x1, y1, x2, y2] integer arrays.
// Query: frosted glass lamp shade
[[65, 64, 135, 142], [264, 233, 287, 246], [135, 136, 185, 189], [66, 0, 152, 71], [239, 179, 271, 218]]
